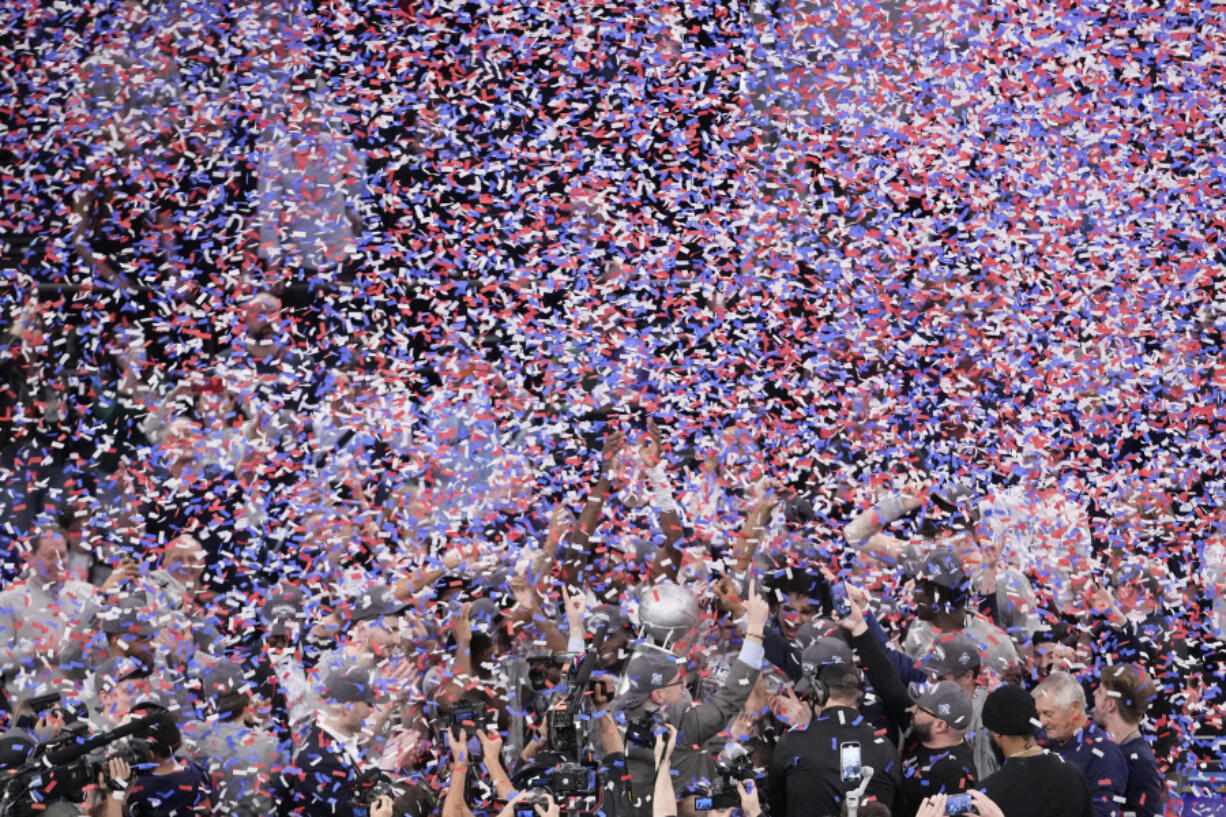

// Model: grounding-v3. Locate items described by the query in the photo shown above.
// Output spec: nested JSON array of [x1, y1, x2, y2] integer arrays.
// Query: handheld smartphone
[[839, 741, 862, 783], [830, 581, 853, 618], [944, 793, 974, 814]]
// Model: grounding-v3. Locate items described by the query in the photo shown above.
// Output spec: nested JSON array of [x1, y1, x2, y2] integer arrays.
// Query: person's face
[[30, 533, 68, 584], [163, 541, 206, 589], [1034, 694, 1083, 743], [245, 295, 282, 340], [359, 614, 400, 652], [777, 593, 817, 641], [101, 677, 149, 722], [652, 672, 688, 709], [937, 670, 976, 698], [1090, 684, 1116, 728], [342, 700, 373, 731], [909, 705, 939, 744], [598, 629, 631, 671], [912, 581, 938, 622]]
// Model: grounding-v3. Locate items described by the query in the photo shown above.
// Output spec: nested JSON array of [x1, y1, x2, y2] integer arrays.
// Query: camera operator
[[100, 704, 212, 817], [281, 666, 393, 817], [620, 580, 768, 816]]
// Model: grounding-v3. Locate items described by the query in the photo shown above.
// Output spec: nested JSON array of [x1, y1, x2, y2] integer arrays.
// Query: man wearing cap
[[902, 547, 1020, 680], [1091, 664, 1164, 817], [620, 583, 769, 816], [919, 633, 997, 779], [314, 584, 408, 677], [842, 490, 1021, 677], [769, 615, 906, 817], [282, 666, 391, 817], [978, 684, 1092, 817], [769, 655, 904, 817], [1033, 671, 1128, 817], [261, 586, 315, 733], [91, 655, 154, 729], [901, 681, 977, 813], [184, 661, 287, 817]]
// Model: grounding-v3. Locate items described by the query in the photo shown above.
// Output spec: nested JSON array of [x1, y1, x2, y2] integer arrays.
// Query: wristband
[[874, 494, 907, 527], [111, 791, 126, 802], [648, 465, 679, 514]]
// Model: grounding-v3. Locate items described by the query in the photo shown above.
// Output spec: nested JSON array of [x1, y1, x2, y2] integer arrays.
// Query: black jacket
[[280, 723, 363, 817], [769, 705, 904, 817]]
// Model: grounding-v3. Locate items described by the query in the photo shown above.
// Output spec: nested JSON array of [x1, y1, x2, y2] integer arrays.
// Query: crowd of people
[[2, 0, 1225, 815], [0, 293, 1220, 815]]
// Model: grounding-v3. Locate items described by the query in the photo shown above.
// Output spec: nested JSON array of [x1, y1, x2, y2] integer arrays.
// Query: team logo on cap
[[651, 672, 664, 686], [938, 703, 950, 716]]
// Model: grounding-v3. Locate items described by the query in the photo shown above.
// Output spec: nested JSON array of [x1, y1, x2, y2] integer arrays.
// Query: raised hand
[[744, 578, 769, 638]]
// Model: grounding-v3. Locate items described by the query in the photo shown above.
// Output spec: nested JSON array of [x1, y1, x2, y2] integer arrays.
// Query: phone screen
[[839, 741, 862, 783], [944, 793, 973, 814]]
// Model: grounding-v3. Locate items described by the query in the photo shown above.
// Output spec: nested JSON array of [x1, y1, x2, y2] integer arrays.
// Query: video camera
[[692, 745, 756, 811], [0, 709, 163, 817], [353, 766, 401, 816]]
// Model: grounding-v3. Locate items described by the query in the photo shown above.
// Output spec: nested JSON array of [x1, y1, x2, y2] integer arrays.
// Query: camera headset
[[795, 661, 865, 708]]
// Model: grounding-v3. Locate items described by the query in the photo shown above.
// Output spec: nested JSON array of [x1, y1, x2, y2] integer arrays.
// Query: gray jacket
[[624, 657, 761, 816], [184, 717, 288, 817]]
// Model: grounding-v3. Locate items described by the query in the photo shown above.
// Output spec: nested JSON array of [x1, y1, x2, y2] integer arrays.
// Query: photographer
[[101, 705, 212, 817]]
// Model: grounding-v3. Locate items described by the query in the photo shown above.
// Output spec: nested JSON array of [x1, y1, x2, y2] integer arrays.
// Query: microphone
[[43, 712, 163, 768]]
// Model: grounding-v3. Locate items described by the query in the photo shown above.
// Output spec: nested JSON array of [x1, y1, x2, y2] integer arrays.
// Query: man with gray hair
[[1033, 671, 1128, 817]]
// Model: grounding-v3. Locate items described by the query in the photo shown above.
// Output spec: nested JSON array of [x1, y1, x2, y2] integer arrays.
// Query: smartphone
[[839, 741, 862, 783], [944, 793, 974, 814], [830, 581, 853, 618]]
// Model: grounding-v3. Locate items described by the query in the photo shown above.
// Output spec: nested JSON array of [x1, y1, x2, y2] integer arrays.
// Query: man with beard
[[901, 681, 977, 812], [619, 581, 768, 816], [978, 684, 1091, 817]]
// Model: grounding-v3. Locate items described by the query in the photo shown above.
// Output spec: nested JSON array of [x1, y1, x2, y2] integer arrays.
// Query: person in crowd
[[0, 526, 131, 700], [102, 704, 213, 817], [281, 666, 394, 817], [1091, 663, 1165, 817], [768, 657, 904, 817], [620, 579, 769, 815], [916, 634, 996, 779], [184, 660, 287, 817], [1033, 671, 1128, 817], [900, 681, 977, 812]]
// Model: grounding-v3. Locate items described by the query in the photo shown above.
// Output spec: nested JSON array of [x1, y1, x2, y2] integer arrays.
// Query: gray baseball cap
[[911, 680, 973, 730], [920, 633, 981, 677], [324, 666, 376, 705], [620, 645, 680, 709], [348, 585, 409, 624]]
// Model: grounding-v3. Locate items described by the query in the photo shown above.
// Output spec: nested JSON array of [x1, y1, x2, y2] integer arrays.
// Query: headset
[[797, 662, 865, 708]]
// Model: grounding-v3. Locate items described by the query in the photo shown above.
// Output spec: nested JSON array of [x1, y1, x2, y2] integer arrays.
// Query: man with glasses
[[901, 681, 977, 813]]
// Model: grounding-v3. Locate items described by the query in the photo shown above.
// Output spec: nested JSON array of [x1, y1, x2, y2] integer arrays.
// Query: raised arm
[[641, 419, 686, 584], [843, 485, 926, 563], [559, 430, 625, 587]]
